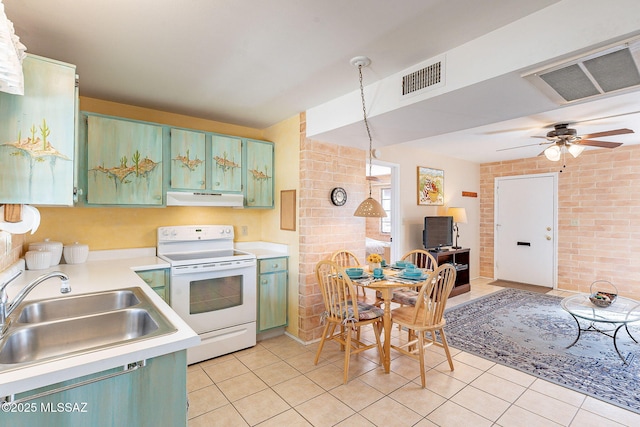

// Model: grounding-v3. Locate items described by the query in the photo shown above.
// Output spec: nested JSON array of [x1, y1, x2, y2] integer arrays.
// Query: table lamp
[[447, 207, 467, 249]]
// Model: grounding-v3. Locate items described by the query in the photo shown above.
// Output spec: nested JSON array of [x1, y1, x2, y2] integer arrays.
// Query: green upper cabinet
[[245, 139, 274, 208], [211, 135, 242, 192], [0, 54, 78, 205], [86, 115, 163, 205], [170, 128, 206, 190]]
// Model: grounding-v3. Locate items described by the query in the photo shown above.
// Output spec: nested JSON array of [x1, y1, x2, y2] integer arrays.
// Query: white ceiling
[[5, 0, 640, 164]]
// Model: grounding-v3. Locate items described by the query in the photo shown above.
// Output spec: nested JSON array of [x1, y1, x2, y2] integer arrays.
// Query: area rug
[[444, 288, 640, 414]]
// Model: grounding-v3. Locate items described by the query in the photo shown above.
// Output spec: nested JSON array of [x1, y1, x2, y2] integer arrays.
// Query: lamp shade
[[354, 197, 387, 217], [544, 145, 562, 161], [567, 144, 585, 158], [447, 207, 467, 224]]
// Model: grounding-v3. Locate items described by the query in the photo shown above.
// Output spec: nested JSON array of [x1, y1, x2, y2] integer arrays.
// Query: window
[[380, 187, 391, 233]]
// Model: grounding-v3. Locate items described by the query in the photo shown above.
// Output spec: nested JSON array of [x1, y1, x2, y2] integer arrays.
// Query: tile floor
[[186, 278, 640, 426]]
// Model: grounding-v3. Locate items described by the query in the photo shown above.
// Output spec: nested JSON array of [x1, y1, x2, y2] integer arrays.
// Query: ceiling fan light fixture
[[567, 143, 585, 158], [544, 145, 562, 161]]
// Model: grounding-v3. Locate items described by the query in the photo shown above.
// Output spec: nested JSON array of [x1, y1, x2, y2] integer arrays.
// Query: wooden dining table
[[353, 267, 424, 373]]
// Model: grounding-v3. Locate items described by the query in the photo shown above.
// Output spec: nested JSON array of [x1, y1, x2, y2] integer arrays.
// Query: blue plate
[[398, 273, 427, 281], [373, 274, 385, 279]]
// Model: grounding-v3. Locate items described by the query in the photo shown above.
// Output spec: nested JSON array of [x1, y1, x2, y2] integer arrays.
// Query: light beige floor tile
[[187, 384, 229, 419], [450, 385, 511, 422], [216, 371, 268, 402], [333, 413, 376, 427], [306, 362, 347, 390], [426, 400, 493, 427], [188, 403, 249, 427], [570, 409, 626, 427], [202, 357, 250, 383], [272, 375, 324, 407], [487, 363, 536, 388], [389, 355, 421, 380], [331, 354, 380, 379], [530, 378, 586, 407], [359, 396, 423, 426], [253, 359, 301, 386], [187, 368, 214, 392], [434, 357, 483, 384], [196, 352, 236, 368], [329, 378, 385, 412], [236, 347, 282, 370], [496, 405, 563, 427], [295, 392, 355, 427], [358, 366, 411, 395], [453, 351, 496, 371], [581, 396, 640, 426], [267, 339, 312, 360], [256, 408, 313, 426], [388, 383, 447, 417], [286, 350, 331, 373], [413, 419, 439, 427], [233, 388, 291, 425], [515, 389, 579, 425], [422, 369, 468, 399], [470, 372, 526, 403]]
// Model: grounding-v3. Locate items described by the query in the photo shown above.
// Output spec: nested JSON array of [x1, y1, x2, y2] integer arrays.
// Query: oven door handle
[[172, 260, 256, 274]]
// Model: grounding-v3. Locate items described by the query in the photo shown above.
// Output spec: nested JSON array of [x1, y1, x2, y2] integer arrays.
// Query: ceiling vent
[[402, 57, 445, 96], [524, 40, 640, 104]]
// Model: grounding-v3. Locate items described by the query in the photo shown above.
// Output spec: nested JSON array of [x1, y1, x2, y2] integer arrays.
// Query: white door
[[495, 173, 557, 287]]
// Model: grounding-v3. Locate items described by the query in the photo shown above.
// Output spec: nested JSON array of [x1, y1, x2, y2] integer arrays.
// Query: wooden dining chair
[[390, 249, 438, 306], [314, 260, 384, 384], [390, 263, 457, 388], [331, 250, 381, 306]]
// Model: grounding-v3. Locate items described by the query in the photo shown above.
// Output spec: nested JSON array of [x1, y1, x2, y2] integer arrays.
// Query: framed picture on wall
[[417, 166, 444, 206]]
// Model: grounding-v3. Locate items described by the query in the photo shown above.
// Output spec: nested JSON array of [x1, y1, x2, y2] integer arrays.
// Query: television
[[423, 216, 453, 251]]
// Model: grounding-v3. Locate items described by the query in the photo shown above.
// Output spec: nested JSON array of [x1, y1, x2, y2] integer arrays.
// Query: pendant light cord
[[358, 65, 374, 197]]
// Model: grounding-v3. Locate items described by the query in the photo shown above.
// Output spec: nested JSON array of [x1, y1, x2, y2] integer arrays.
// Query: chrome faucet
[[0, 270, 71, 333]]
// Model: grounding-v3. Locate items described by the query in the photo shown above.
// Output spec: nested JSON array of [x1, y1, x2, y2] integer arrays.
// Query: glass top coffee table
[[561, 294, 640, 364]]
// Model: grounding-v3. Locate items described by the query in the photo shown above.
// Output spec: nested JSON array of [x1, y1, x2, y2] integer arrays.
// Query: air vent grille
[[402, 61, 442, 96], [525, 42, 640, 104]]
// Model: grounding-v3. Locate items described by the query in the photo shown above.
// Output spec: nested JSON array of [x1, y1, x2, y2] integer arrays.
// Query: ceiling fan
[[498, 123, 634, 162]]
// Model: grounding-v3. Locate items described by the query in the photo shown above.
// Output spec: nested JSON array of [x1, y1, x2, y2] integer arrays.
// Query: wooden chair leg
[[418, 330, 426, 388], [343, 325, 354, 384], [373, 320, 384, 365], [439, 328, 455, 371], [314, 322, 332, 365]]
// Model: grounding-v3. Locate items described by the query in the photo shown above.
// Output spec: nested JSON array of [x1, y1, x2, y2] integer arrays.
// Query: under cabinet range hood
[[166, 191, 244, 207]]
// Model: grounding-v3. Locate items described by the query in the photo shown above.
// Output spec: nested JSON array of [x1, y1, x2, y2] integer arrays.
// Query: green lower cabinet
[[3, 350, 187, 427], [135, 268, 170, 303], [257, 257, 288, 332]]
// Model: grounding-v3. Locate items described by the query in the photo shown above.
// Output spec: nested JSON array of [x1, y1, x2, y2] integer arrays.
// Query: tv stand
[[428, 247, 470, 297]]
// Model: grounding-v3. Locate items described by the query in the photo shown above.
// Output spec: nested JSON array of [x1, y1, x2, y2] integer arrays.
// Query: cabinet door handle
[[261, 279, 268, 285], [272, 264, 279, 268]]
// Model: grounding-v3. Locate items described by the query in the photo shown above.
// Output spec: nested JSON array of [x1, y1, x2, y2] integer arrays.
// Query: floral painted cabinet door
[[170, 128, 206, 190], [245, 139, 274, 208], [211, 135, 242, 192], [87, 116, 163, 205], [0, 54, 77, 205]]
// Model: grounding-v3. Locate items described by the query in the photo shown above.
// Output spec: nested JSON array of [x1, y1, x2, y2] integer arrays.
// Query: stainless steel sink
[[16, 289, 141, 323], [0, 287, 177, 369]]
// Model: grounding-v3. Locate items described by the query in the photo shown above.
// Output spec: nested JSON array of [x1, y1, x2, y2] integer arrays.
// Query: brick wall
[[297, 114, 367, 342], [480, 145, 640, 298]]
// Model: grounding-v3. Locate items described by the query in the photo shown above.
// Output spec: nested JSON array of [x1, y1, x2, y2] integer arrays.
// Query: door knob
[[546, 227, 551, 231], [545, 235, 551, 240]]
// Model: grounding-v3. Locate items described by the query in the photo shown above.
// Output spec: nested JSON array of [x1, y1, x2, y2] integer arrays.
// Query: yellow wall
[[262, 114, 301, 337]]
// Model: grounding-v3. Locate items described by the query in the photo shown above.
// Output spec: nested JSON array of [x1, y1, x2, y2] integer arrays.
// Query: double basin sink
[[0, 287, 177, 370]]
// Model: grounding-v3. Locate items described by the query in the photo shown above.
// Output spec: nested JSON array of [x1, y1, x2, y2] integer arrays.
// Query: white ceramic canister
[[28, 238, 63, 266], [63, 242, 89, 264], [25, 250, 52, 270]]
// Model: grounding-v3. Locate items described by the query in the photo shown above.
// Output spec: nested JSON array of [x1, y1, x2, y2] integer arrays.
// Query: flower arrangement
[[367, 253, 382, 263]]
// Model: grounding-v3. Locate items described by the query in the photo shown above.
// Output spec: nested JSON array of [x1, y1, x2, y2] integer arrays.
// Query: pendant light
[[352, 56, 387, 218]]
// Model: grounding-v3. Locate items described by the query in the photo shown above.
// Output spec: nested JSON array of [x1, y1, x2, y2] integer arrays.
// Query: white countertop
[[0, 254, 199, 397], [236, 241, 288, 259]]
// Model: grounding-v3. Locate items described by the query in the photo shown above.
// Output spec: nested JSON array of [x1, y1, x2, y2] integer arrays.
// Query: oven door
[[170, 259, 257, 334]]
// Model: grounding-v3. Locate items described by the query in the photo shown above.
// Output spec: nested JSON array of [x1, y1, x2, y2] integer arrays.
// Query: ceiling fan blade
[[576, 139, 623, 148], [580, 128, 634, 139], [496, 142, 547, 152]]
